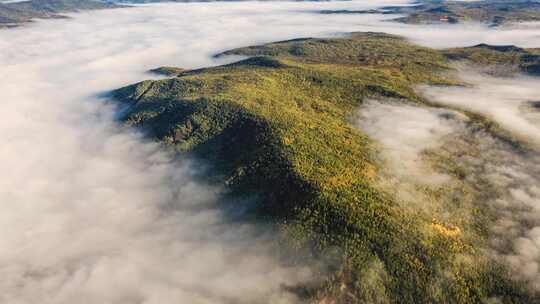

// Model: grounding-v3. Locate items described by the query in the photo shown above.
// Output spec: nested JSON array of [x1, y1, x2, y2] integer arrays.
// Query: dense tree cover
[[114, 33, 537, 303], [321, 0, 540, 27]]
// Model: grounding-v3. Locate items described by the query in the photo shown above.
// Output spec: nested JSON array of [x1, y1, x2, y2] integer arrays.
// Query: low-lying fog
[[2, 1, 540, 303], [416, 69, 540, 289], [358, 72, 540, 291], [419, 69, 540, 149]]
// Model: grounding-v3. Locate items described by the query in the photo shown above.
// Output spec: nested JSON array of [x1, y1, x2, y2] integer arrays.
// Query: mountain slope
[[114, 32, 537, 303]]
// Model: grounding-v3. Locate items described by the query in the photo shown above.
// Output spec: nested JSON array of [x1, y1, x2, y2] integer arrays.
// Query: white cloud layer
[[419, 68, 540, 150], [356, 100, 464, 184]]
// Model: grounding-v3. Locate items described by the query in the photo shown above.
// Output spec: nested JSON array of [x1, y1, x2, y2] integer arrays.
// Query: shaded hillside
[[114, 33, 535, 303], [0, 0, 121, 28]]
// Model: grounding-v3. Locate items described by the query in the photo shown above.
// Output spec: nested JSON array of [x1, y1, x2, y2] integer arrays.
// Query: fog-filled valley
[[2, 1, 540, 303]]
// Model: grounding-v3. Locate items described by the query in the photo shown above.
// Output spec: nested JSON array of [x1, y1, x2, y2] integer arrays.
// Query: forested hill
[[321, 0, 540, 27], [0, 0, 121, 28], [113, 32, 540, 303]]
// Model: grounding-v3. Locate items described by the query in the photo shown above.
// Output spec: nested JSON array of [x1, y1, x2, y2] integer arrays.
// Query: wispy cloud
[[418, 68, 540, 289], [356, 100, 464, 184], [357, 69, 540, 291], [419, 68, 540, 149]]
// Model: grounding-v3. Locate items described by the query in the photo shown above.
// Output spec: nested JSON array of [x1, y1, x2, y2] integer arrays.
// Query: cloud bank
[[356, 100, 465, 185], [419, 69, 540, 150]]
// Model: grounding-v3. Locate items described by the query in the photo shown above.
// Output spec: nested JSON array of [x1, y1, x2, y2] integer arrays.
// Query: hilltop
[[114, 32, 539, 303], [444, 43, 540, 76]]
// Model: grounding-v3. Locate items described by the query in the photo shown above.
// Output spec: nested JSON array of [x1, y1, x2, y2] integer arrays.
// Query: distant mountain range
[[4, 0, 540, 29], [0, 0, 120, 28], [321, 0, 540, 27]]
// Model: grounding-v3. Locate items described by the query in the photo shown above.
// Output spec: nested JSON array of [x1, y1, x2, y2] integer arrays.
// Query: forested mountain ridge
[[114, 32, 539, 303]]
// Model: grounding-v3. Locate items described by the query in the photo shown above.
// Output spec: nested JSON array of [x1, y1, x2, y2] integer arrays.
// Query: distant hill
[[0, 0, 121, 28], [396, 0, 540, 26], [445, 43, 540, 76], [321, 0, 540, 27]]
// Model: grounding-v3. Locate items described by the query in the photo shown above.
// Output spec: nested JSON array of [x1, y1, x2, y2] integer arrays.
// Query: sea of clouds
[[2, 0, 540, 302]]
